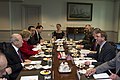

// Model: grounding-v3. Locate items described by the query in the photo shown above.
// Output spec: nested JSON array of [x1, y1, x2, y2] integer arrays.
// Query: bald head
[[0, 52, 7, 77], [10, 33, 23, 48]]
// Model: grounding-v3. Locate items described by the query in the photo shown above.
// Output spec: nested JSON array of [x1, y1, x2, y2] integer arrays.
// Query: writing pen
[[116, 68, 120, 75], [108, 70, 112, 74]]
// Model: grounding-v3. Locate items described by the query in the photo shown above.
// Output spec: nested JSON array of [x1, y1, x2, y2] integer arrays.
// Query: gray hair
[[10, 34, 20, 43]]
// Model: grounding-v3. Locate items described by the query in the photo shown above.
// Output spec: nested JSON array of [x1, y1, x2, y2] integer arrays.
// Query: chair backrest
[[66, 27, 85, 40], [108, 41, 118, 53], [0, 42, 10, 53], [75, 33, 85, 40], [115, 43, 120, 51]]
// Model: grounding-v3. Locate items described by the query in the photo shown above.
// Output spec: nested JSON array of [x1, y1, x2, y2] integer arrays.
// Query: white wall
[[0, 0, 120, 42], [21, 0, 116, 31], [115, 1, 120, 42], [0, 2, 10, 30]]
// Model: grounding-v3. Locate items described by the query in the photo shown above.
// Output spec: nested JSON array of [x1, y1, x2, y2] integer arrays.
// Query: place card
[[20, 75, 38, 80]]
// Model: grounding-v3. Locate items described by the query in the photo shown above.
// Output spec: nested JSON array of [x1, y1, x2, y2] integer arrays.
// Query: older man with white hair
[[2, 33, 31, 80]]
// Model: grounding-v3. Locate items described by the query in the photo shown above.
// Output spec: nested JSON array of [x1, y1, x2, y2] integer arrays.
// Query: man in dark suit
[[90, 28, 101, 51], [35, 25, 43, 42], [81, 24, 94, 49], [85, 31, 116, 66], [3, 34, 30, 80], [27, 26, 39, 45], [85, 52, 120, 80]]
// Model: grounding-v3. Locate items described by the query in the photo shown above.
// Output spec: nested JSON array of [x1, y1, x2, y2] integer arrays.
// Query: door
[[22, 5, 41, 29]]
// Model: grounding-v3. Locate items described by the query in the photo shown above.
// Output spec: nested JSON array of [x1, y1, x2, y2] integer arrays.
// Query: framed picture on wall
[[67, 2, 93, 21]]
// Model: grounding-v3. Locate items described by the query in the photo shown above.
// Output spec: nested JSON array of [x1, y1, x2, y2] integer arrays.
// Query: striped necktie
[[17, 49, 23, 62]]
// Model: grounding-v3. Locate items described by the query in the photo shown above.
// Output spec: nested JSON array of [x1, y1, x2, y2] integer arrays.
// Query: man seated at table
[[0, 52, 9, 80], [85, 52, 120, 80], [28, 26, 39, 45], [35, 24, 43, 41], [80, 24, 94, 49], [85, 31, 116, 66], [2, 33, 31, 80], [90, 28, 101, 51]]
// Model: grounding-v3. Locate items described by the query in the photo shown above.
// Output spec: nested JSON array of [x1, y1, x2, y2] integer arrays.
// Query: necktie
[[93, 42, 97, 51], [17, 49, 23, 62]]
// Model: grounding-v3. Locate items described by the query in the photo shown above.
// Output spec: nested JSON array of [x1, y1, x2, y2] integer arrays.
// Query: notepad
[[93, 73, 112, 80], [20, 75, 38, 80]]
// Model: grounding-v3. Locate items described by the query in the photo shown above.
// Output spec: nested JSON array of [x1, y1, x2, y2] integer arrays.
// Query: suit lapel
[[9, 44, 23, 62], [97, 43, 106, 61]]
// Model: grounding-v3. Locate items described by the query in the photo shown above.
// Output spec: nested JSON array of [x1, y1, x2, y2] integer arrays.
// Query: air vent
[[10, 0, 24, 2]]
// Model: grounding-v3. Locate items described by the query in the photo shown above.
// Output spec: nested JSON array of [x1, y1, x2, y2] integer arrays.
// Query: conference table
[[16, 40, 94, 80]]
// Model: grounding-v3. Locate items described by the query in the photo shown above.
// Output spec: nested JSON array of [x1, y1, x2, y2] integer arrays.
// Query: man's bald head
[[0, 52, 7, 77]]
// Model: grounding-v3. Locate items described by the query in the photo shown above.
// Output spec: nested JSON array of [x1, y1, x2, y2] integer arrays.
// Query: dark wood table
[[16, 44, 94, 80]]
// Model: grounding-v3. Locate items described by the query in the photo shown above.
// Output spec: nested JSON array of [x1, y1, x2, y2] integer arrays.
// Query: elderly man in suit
[[3, 34, 31, 80], [85, 31, 116, 66], [85, 52, 120, 80]]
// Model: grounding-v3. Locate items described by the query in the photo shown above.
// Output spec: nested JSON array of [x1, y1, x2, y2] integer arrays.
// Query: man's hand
[[85, 61, 91, 65], [0, 78, 7, 80], [5, 67, 12, 75], [109, 73, 119, 80], [24, 59, 31, 65], [85, 68, 96, 77]]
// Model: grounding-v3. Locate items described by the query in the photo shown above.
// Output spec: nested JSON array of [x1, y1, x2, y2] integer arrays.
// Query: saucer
[[40, 70, 51, 75], [25, 65, 34, 70], [59, 68, 71, 73], [42, 65, 51, 69]]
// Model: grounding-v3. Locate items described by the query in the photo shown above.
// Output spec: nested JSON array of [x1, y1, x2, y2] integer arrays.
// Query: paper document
[[93, 73, 111, 80], [30, 61, 41, 64], [20, 75, 38, 80]]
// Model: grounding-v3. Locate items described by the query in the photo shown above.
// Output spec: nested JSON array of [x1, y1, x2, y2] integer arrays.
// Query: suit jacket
[[87, 42, 116, 66], [96, 52, 120, 80], [81, 33, 94, 50], [35, 31, 42, 41], [27, 31, 42, 45], [3, 43, 24, 80], [90, 39, 98, 51]]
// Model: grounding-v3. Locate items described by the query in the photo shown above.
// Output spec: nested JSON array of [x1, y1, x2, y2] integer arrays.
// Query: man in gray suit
[[85, 52, 120, 80]]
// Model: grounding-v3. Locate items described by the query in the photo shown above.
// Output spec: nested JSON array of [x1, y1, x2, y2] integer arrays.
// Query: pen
[[116, 68, 120, 75], [108, 70, 112, 74]]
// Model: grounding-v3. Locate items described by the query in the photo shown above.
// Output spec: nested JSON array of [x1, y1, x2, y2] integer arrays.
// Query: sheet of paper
[[20, 75, 38, 80], [74, 59, 97, 65], [30, 61, 41, 64], [93, 73, 111, 79]]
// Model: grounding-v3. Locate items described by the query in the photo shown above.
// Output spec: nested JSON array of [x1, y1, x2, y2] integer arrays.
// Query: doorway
[[22, 5, 41, 29]]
